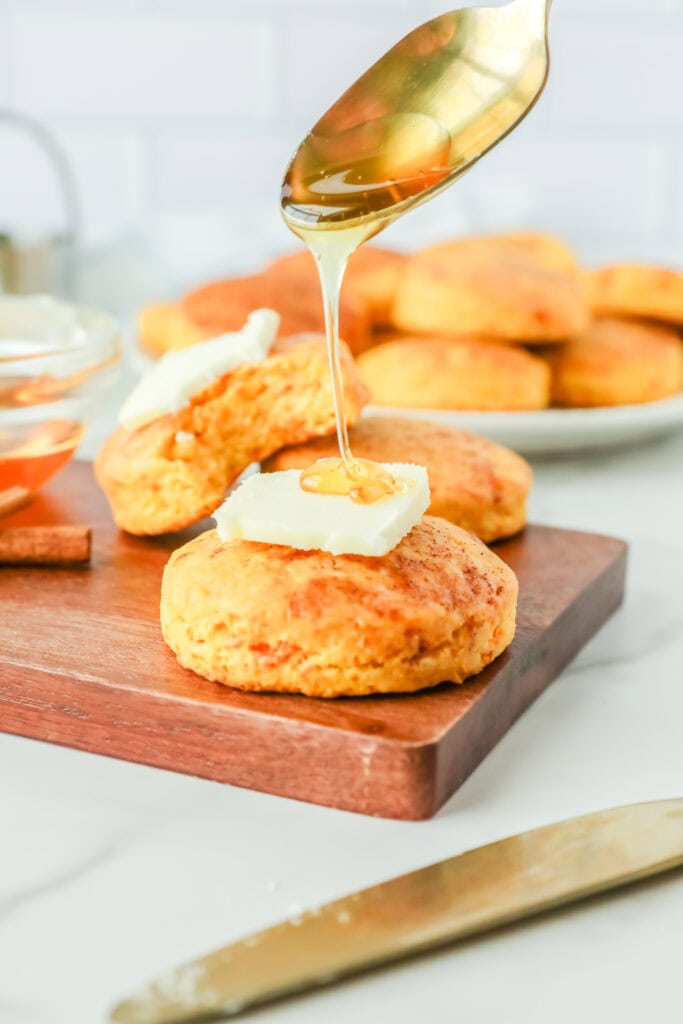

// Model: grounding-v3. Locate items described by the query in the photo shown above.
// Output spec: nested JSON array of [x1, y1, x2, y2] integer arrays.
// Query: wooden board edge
[[430, 541, 628, 818], [0, 663, 439, 819]]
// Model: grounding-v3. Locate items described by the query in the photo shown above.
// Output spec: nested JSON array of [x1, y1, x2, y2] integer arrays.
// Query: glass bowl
[[0, 294, 120, 492]]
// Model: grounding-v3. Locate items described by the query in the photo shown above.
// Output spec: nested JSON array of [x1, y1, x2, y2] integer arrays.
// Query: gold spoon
[[282, 0, 553, 233]]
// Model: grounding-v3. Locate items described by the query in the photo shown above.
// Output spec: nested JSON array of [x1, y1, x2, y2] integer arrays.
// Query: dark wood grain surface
[[0, 462, 627, 819]]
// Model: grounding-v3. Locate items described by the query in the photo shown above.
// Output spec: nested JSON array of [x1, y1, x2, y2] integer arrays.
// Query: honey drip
[[300, 457, 411, 505], [283, 118, 445, 506]]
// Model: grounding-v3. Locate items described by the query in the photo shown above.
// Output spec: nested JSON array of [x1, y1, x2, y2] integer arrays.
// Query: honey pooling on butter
[[300, 457, 414, 505]]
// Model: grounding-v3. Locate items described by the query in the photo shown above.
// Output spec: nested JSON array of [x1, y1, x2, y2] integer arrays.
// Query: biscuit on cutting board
[[160, 516, 518, 698]]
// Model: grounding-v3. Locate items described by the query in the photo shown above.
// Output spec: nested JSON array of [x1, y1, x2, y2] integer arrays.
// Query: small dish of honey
[[0, 295, 120, 492]]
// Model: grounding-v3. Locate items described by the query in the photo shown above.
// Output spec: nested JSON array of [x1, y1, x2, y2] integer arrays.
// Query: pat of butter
[[119, 308, 279, 428], [212, 464, 430, 557]]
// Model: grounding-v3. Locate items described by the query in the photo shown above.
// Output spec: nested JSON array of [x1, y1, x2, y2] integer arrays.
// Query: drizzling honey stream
[[281, 1, 551, 504]]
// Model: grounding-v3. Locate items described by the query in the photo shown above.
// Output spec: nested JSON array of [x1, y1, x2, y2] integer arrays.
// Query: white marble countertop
[[2, 401, 683, 1024]]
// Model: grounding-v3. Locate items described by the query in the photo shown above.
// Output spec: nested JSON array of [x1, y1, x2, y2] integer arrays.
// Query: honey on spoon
[[283, 0, 551, 504]]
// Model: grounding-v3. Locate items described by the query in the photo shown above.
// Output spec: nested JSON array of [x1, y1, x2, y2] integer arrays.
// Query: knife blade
[[110, 798, 683, 1024]]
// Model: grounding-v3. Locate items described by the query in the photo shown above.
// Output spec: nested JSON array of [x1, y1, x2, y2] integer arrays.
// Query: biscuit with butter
[[391, 233, 588, 341], [160, 516, 518, 698], [357, 337, 550, 410], [585, 264, 683, 325], [95, 335, 369, 535], [265, 417, 532, 542], [546, 317, 683, 407]]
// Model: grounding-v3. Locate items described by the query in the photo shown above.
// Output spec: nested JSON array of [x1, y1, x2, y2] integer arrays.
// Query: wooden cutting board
[[0, 462, 627, 820]]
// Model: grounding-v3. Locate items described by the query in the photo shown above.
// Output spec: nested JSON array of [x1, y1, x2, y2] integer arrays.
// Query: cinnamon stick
[[0, 526, 91, 565], [0, 486, 32, 520]]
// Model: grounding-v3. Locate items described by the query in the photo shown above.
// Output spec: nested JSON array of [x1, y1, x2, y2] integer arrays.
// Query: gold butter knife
[[111, 798, 683, 1023]]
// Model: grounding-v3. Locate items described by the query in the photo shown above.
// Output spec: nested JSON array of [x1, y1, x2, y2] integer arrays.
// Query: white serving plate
[[365, 395, 683, 455]]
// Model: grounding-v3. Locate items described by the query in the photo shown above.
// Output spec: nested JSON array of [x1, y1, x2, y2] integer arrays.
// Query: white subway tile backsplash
[[282, 13, 420, 123], [0, 123, 148, 246], [383, 124, 672, 252], [8, 12, 274, 121], [548, 18, 683, 128], [154, 128, 295, 209], [55, 128, 149, 247], [0, 4, 10, 103], [1, 0, 681, 259]]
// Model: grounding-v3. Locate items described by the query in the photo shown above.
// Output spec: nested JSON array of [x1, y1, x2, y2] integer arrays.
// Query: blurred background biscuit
[[266, 246, 407, 327], [420, 232, 580, 273], [391, 233, 589, 342], [173, 271, 372, 355], [585, 265, 683, 326], [357, 337, 551, 411], [138, 303, 212, 356], [546, 318, 683, 407]]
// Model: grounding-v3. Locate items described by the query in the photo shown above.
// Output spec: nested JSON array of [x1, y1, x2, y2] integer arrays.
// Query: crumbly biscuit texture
[[265, 416, 532, 542], [160, 516, 518, 697], [357, 337, 551, 411], [95, 336, 369, 535]]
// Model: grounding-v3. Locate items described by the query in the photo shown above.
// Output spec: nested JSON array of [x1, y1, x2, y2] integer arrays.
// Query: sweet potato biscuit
[[183, 271, 372, 355], [356, 337, 551, 410], [546, 318, 683, 408], [585, 264, 683, 325], [160, 516, 518, 697], [95, 336, 369, 535], [267, 246, 407, 326], [392, 233, 588, 341], [138, 303, 212, 357], [265, 417, 532, 542], [421, 232, 581, 273]]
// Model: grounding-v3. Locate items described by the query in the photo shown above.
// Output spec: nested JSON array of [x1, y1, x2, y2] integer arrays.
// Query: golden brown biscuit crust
[[265, 416, 532, 542], [392, 234, 589, 342], [585, 264, 683, 325], [546, 317, 683, 407], [95, 336, 369, 535], [357, 337, 550, 411], [160, 516, 518, 697]]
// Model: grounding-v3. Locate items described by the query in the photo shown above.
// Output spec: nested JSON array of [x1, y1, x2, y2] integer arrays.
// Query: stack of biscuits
[[140, 233, 683, 413]]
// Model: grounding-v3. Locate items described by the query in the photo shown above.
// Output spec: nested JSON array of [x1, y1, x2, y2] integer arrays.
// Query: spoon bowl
[[283, 0, 552, 232]]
